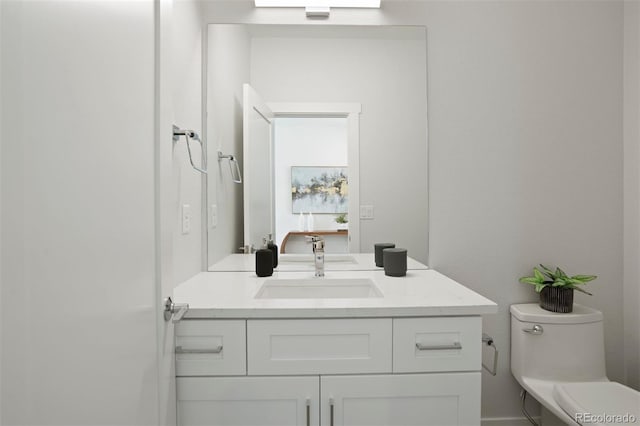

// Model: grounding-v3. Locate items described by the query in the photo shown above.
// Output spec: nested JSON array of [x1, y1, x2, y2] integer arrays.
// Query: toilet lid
[[553, 382, 640, 426]]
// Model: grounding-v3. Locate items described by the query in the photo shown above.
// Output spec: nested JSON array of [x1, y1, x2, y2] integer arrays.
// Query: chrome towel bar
[[173, 125, 207, 174], [217, 150, 242, 184]]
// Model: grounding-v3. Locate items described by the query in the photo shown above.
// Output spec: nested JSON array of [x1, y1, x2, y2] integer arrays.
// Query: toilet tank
[[510, 303, 607, 384]]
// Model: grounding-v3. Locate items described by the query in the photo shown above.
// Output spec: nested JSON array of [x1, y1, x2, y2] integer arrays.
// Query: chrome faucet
[[306, 235, 325, 277]]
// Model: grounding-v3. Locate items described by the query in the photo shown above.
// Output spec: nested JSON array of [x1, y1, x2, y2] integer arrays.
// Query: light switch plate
[[210, 204, 218, 229], [182, 204, 191, 234], [360, 205, 374, 220]]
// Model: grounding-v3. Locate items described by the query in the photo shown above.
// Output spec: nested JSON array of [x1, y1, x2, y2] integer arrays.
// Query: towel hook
[[217, 150, 242, 184], [173, 125, 207, 174]]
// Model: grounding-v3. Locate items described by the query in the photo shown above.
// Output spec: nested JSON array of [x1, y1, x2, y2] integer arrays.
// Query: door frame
[[243, 84, 276, 249], [268, 102, 361, 252]]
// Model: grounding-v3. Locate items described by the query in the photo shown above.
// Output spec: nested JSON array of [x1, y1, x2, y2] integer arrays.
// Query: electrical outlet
[[182, 204, 191, 234], [210, 204, 218, 229], [360, 205, 374, 220]]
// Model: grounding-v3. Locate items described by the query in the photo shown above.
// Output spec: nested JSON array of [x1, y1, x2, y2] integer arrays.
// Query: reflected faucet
[[306, 236, 325, 277]]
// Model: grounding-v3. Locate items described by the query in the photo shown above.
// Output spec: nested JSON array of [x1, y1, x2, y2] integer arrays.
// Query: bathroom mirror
[[206, 24, 428, 268]]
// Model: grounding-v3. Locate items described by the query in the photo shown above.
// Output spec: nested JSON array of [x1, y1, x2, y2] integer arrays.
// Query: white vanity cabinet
[[176, 317, 483, 426]]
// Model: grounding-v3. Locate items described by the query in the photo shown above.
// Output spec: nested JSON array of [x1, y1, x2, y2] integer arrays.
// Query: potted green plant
[[335, 213, 348, 230], [519, 264, 597, 313]]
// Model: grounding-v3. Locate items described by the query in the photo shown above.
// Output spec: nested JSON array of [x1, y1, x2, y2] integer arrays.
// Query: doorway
[[274, 117, 348, 253], [269, 103, 361, 253]]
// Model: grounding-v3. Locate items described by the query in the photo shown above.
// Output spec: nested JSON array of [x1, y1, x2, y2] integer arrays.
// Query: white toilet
[[510, 303, 640, 426]]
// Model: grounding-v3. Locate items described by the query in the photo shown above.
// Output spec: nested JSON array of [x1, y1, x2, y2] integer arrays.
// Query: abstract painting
[[291, 166, 348, 214]]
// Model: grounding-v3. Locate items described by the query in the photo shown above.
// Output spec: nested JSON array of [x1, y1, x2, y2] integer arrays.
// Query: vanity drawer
[[247, 318, 392, 375], [175, 320, 246, 376], [393, 317, 481, 373]]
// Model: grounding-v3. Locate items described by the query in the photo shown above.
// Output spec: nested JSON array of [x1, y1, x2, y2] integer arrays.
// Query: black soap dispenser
[[267, 233, 278, 268], [255, 238, 274, 277]]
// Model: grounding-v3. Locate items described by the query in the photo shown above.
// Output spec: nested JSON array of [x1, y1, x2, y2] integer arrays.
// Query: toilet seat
[[553, 381, 640, 426]]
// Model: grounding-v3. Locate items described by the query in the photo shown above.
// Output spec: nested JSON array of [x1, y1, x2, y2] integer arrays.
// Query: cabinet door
[[178, 376, 319, 426], [320, 373, 480, 426]]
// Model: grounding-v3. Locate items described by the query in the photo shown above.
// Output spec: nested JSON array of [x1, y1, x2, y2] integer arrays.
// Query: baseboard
[[481, 416, 539, 426]]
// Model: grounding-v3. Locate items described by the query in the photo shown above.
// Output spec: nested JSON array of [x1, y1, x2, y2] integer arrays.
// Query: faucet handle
[[305, 235, 325, 252], [238, 244, 255, 254]]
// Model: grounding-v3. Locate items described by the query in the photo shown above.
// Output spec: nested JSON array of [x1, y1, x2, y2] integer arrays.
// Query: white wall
[[206, 25, 250, 266], [172, 0, 204, 283], [273, 117, 348, 248], [152, 1, 207, 424], [426, 2, 624, 419], [250, 29, 428, 261], [0, 1, 160, 424], [201, 1, 626, 422], [0, 0, 3, 418], [623, 0, 640, 391]]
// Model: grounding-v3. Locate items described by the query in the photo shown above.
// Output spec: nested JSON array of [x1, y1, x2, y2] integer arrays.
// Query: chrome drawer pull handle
[[415, 342, 462, 351], [522, 325, 544, 335], [329, 397, 334, 426], [175, 345, 223, 354]]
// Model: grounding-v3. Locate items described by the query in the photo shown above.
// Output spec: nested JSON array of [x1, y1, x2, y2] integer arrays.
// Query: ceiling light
[[255, 0, 381, 8]]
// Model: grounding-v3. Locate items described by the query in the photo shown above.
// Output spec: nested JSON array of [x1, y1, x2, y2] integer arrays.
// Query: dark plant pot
[[540, 286, 574, 313]]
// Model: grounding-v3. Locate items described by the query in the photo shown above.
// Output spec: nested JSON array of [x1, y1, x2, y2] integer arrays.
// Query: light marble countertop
[[174, 269, 498, 319], [208, 253, 429, 272]]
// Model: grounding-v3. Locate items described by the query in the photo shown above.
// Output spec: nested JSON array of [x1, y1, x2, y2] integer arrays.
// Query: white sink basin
[[279, 254, 357, 264], [255, 278, 383, 299]]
